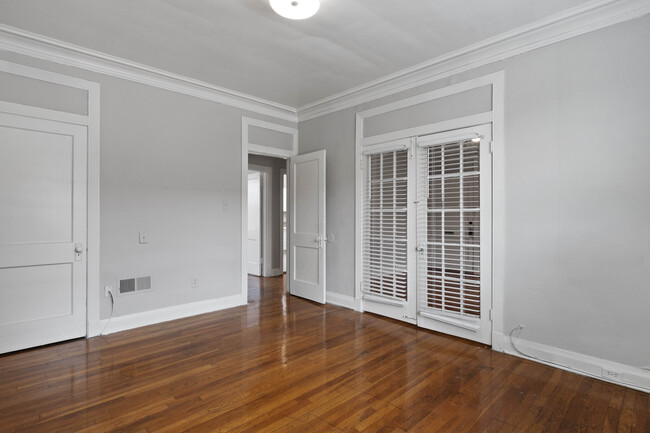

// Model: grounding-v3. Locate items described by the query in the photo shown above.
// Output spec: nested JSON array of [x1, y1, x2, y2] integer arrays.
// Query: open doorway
[[248, 154, 288, 299]]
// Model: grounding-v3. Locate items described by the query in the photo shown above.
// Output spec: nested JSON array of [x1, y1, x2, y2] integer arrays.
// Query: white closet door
[[361, 139, 416, 323], [416, 125, 492, 344], [0, 112, 87, 354]]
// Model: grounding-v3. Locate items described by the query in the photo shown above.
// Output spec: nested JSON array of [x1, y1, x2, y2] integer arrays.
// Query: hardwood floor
[[0, 275, 647, 432]]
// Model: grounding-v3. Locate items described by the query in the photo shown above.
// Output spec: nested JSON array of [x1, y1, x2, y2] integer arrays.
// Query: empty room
[[0, 0, 649, 431]]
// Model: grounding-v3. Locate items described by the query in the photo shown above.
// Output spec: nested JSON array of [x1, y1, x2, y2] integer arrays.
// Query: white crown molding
[[1, 1, 648, 124], [0, 24, 298, 123], [297, 0, 650, 121]]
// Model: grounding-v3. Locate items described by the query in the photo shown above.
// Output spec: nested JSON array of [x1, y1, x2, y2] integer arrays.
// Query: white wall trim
[[354, 72, 505, 344], [298, 0, 650, 121], [326, 292, 356, 310], [0, 100, 89, 125], [495, 332, 650, 393], [270, 268, 284, 277], [241, 117, 297, 303], [0, 24, 298, 122], [243, 117, 299, 158], [2, 1, 646, 125], [99, 294, 247, 335], [0, 60, 102, 339]]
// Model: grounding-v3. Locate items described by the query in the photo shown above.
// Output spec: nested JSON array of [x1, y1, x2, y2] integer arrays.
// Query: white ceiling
[[0, 0, 593, 108]]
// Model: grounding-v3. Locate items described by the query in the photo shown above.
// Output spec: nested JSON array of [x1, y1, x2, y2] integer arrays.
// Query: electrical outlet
[[104, 285, 112, 298], [191, 277, 199, 288], [601, 368, 622, 381]]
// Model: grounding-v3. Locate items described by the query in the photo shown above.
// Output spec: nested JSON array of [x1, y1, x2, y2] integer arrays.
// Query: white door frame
[[354, 72, 505, 346], [280, 168, 287, 274], [247, 170, 263, 276], [0, 60, 101, 337], [241, 117, 298, 301], [249, 164, 273, 276]]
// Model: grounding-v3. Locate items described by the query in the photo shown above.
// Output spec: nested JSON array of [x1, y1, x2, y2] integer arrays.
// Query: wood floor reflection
[[0, 274, 647, 432]]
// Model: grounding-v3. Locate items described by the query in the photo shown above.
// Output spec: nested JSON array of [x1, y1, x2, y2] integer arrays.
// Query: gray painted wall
[[299, 14, 650, 367], [0, 50, 296, 320], [248, 154, 286, 273]]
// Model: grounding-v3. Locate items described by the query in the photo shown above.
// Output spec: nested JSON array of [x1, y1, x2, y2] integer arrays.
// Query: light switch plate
[[139, 232, 148, 244]]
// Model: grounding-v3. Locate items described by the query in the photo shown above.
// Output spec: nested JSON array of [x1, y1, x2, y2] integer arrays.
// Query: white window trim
[[354, 71, 505, 347], [0, 60, 101, 337]]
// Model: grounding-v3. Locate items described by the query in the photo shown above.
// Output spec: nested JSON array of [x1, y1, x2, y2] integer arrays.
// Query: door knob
[[75, 244, 84, 253]]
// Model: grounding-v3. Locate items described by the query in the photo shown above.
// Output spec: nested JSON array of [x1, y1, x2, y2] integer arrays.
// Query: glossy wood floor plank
[[0, 274, 648, 432]]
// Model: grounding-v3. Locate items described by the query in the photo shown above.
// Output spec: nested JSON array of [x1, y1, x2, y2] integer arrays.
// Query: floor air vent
[[118, 276, 151, 295]]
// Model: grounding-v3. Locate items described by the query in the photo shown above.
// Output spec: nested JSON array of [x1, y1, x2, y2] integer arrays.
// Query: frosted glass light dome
[[270, 0, 320, 20]]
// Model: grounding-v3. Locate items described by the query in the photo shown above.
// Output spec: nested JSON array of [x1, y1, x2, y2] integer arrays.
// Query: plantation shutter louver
[[362, 148, 410, 302], [417, 137, 482, 321]]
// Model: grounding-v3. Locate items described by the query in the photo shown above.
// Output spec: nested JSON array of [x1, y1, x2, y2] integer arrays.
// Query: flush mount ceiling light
[[270, 0, 320, 20]]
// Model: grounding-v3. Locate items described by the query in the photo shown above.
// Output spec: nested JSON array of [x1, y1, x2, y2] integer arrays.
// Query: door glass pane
[[419, 140, 481, 318], [362, 149, 409, 300]]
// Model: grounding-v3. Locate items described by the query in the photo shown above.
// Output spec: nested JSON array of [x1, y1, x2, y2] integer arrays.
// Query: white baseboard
[[268, 268, 284, 277], [95, 294, 247, 336], [326, 292, 356, 310], [494, 331, 650, 393]]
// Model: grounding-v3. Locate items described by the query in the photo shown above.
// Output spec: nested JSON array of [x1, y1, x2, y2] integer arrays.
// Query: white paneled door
[[360, 125, 492, 344], [289, 150, 326, 304], [247, 171, 262, 276], [0, 112, 88, 354]]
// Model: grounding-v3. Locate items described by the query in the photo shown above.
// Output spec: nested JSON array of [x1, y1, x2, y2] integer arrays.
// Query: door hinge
[[409, 137, 416, 159], [489, 141, 494, 154], [489, 309, 494, 321], [360, 158, 365, 171]]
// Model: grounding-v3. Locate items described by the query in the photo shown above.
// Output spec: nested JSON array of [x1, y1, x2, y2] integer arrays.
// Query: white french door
[[361, 139, 416, 322], [361, 125, 492, 344], [415, 125, 492, 344]]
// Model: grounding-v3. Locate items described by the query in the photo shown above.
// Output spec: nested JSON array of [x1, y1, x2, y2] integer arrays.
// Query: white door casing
[[247, 171, 262, 276], [415, 125, 493, 344], [288, 150, 326, 303], [0, 112, 88, 353]]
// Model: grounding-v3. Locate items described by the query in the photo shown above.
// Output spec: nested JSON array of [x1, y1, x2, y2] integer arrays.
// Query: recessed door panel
[[0, 264, 73, 325], [0, 127, 73, 245]]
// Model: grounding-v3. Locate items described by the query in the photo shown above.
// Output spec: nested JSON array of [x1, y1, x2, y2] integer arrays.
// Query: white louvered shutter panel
[[417, 138, 482, 318], [362, 149, 409, 301]]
